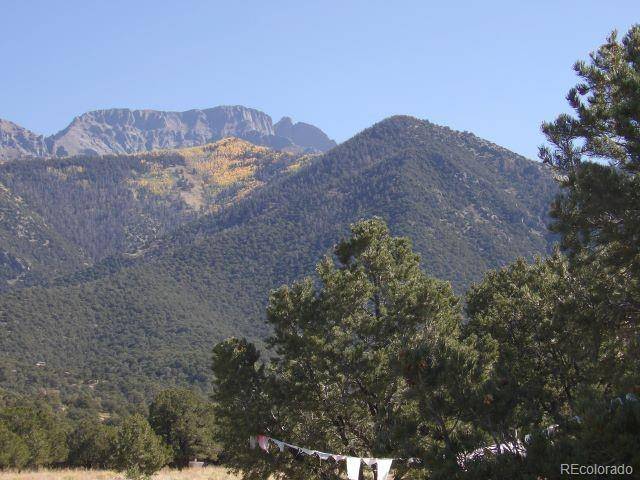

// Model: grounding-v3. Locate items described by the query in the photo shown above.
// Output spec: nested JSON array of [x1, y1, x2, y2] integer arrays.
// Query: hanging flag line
[[249, 434, 419, 480], [459, 393, 639, 467], [251, 394, 639, 473]]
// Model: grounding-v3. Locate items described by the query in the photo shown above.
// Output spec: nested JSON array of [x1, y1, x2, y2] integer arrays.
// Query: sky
[[1, 1, 638, 159]]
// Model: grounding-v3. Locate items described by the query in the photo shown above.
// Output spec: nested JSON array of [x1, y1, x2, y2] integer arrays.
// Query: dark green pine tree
[[0, 401, 69, 469], [211, 218, 473, 480], [539, 24, 640, 394], [0, 422, 29, 470], [451, 25, 640, 479], [111, 414, 171, 478], [148, 388, 220, 467], [66, 419, 116, 469]]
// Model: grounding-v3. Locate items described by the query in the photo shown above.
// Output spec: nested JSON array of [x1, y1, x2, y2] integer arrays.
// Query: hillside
[[0, 182, 87, 286], [147, 115, 556, 289], [0, 138, 301, 288], [0, 106, 336, 161], [0, 116, 557, 410]]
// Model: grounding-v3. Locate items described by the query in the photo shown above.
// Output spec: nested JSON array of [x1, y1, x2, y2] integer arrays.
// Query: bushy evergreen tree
[[149, 388, 219, 467], [540, 25, 640, 388], [0, 422, 29, 470], [66, 419, 116, 469], [212, 218, 470, 480], [464, 255, 590, 429], [448, 24, 640, 478], [111, 414, 171, 478], [0, 402, 68, 469]]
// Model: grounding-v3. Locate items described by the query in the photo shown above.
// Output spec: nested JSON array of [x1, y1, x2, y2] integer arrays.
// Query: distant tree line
[[0, 388, 219, 477]]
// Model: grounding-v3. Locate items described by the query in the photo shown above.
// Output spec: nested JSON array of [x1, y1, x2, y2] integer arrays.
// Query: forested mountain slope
[[0, 116, 557, 410], [0, 138, 300, 288], [147, 115, 556, 289], [0, 182, 87, 286]]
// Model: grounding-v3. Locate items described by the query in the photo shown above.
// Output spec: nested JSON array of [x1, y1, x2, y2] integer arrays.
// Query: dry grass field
[[0, 466, 240, 480]]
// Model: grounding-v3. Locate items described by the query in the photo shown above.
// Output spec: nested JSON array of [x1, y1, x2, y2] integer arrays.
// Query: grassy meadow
[[0, 466, 239, 480]]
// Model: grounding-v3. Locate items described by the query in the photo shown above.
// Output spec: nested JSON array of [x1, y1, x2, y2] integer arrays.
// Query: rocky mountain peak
[[0, 106, 336, 161], [274, 116, 336, 152], [0, 119, 48, 161]]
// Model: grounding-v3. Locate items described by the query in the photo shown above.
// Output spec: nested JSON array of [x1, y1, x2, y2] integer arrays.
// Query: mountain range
[[0, 113, 557, 411], [0, 105, 336, 161]]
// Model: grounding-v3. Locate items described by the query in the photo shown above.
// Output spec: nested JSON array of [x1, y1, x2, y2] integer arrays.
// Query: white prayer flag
[[346, 457, 361, 480], [376, 458, 393, 480], [252, 434, 400, 478]]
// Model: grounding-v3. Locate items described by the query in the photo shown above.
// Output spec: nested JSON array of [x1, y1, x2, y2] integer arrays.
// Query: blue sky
[[1, 1, 638, 159]]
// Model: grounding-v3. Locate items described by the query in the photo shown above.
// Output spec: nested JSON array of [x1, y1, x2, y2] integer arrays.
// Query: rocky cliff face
[[0, 106, 336, 160], [274, 116, 336, 152], [0, 119, 48, 161], [46, 106, 279, 156]]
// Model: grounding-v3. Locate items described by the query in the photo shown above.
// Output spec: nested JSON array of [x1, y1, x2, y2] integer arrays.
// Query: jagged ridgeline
[[0, 116, 557, 410], [0, 106, 337, 160]]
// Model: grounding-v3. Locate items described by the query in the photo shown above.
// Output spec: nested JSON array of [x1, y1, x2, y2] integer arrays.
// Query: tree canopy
[[111, 414, 171, 478], [212, 218, 479, 479], [149, 388, 219, 467], [540, 24, 640, 392]]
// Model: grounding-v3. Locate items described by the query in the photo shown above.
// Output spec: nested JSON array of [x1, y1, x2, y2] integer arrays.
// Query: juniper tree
[[149, 388, 220, 467], [461, 253, 640, 478], [111, 414, 171, 479], [0, 422, 29, 470], [0, 402, 68, 469], [66, 419, 116, 469]]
